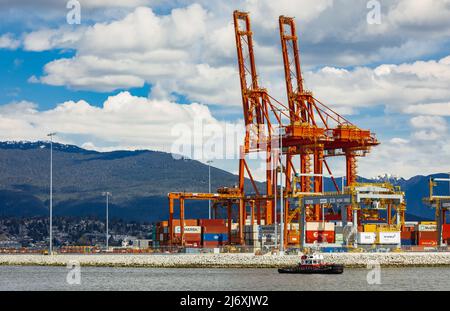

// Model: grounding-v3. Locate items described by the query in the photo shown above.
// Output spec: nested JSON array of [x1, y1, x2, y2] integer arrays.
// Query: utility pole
[[207, 160, 213, 219], [47, 132, 56, 255], [102, 192, 112, 250]]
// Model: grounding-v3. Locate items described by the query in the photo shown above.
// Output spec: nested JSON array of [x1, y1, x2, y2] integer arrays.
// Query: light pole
[[47, 132, 56, 255], [279, 123, 285, 255], [207, 160, 213, 219], [102, 192, 112, 250]]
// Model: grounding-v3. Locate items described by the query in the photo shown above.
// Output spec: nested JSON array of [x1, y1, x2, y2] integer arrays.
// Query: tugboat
[[278, 253, 344, 274]]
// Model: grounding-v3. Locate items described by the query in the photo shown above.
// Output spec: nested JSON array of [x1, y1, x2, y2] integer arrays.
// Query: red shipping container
[[443, 224, 450, 240], [306, 230, 335, 243], [418, 231, 437, 246], [184, 241, 200, 248], [419, 239, 437, 246], [172, 219, 198, 226], [324, 214, 341, 221], [175, 232, 201, 239], [203, 241, 221, 248], [199, 219, 225, 227], [202, 226, 228, 234]]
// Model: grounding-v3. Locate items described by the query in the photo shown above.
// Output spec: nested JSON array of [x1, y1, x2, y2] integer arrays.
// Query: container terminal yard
[[1, 11, 450, 262], [152, 11, 450, 253]]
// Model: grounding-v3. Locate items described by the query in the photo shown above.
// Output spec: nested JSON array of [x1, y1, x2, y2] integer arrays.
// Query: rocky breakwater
[[1, 252, 450, 268]]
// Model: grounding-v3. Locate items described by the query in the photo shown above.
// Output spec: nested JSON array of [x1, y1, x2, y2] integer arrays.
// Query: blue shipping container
[[202, 233, 228, 242], [401, 239, 413, 246]]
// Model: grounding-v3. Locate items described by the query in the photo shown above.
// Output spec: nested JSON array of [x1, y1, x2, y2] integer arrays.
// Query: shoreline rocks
[[1, 252, 450, 268]]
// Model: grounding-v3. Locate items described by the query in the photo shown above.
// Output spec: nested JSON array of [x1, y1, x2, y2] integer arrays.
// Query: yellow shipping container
[[420, 221, 436, 225], [376, 224, 400, 232], [364, 224, 377, 232]]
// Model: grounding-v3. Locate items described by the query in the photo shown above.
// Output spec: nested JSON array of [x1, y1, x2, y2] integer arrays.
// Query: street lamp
[[207, 160, 213, 219], [47, 132, 56, 255], [279, 122, 286, 255], [102, 192, 112, 250]]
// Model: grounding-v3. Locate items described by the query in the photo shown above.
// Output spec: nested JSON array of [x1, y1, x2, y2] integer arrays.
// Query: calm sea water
[[0, 266, 449, 291]]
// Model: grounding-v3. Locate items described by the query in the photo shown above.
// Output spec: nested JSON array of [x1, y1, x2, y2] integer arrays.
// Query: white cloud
[[303, 55, 450, 114], [0, 92, 245, 161], [0, 33, 20, 49], [404, 102, 450, 116]]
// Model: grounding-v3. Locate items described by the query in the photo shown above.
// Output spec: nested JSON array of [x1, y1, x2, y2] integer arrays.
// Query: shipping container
[[401, 239, 413, 246], [377, 232, 400, 244], [306, 222, 335, 231], [357, 232, 376, 244], [202, 226, 228, 234], [171, 219, 199, 226], [364, 224, 377, 232], [418, 224, 437, 232], [202, 233, 228, 242], [418, 231, 437, 246], [203, 241, 220, 248], [306, 230, 335, 243], [443, 224, 450, 240], [174, 226, 201, 234], [199, 219, 225, 227]]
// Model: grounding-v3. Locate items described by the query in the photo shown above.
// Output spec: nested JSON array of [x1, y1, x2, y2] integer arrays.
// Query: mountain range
[[0, 141, 447, 222]]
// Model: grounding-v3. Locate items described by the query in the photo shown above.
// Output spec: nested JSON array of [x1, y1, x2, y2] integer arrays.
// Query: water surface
[[0, 266, 449, 291]]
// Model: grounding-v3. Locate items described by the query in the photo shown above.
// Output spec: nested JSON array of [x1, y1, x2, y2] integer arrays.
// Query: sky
[[0, 0, 450, 180]]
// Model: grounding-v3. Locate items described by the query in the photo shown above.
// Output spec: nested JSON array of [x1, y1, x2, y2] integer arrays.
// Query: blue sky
[[0, 0, 450, 179]]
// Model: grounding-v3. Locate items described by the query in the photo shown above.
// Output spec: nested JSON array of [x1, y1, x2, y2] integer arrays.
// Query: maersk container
[[174, 226, 201, 234]]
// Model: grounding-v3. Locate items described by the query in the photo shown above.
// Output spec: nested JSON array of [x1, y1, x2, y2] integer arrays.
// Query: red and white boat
[[278, 253, 344, 274]]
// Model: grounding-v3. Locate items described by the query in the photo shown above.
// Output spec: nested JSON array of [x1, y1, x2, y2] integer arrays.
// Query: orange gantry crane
[[233, 11, 379, 231], [167, 11, 379, 247]]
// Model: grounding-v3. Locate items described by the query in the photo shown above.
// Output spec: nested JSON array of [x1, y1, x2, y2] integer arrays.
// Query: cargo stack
[[200, 219, 228, 248], [401, 222, 417, 246], [244, 224, 259, 246], [305, 222, 335, 244], [154, 220, 169, 247], [259, 224, 280, 247]]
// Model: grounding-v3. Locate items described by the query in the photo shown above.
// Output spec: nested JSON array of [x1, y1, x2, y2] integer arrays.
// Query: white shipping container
[[357, 232, 376, 244], [306, 222, 335, 231], [378, 232, 400, 244], [418, 224, 437, 232], [174, 226, 201, 234]]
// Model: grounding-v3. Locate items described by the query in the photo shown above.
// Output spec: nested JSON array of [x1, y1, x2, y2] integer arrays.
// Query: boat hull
[[278, 264, 344, 274]]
